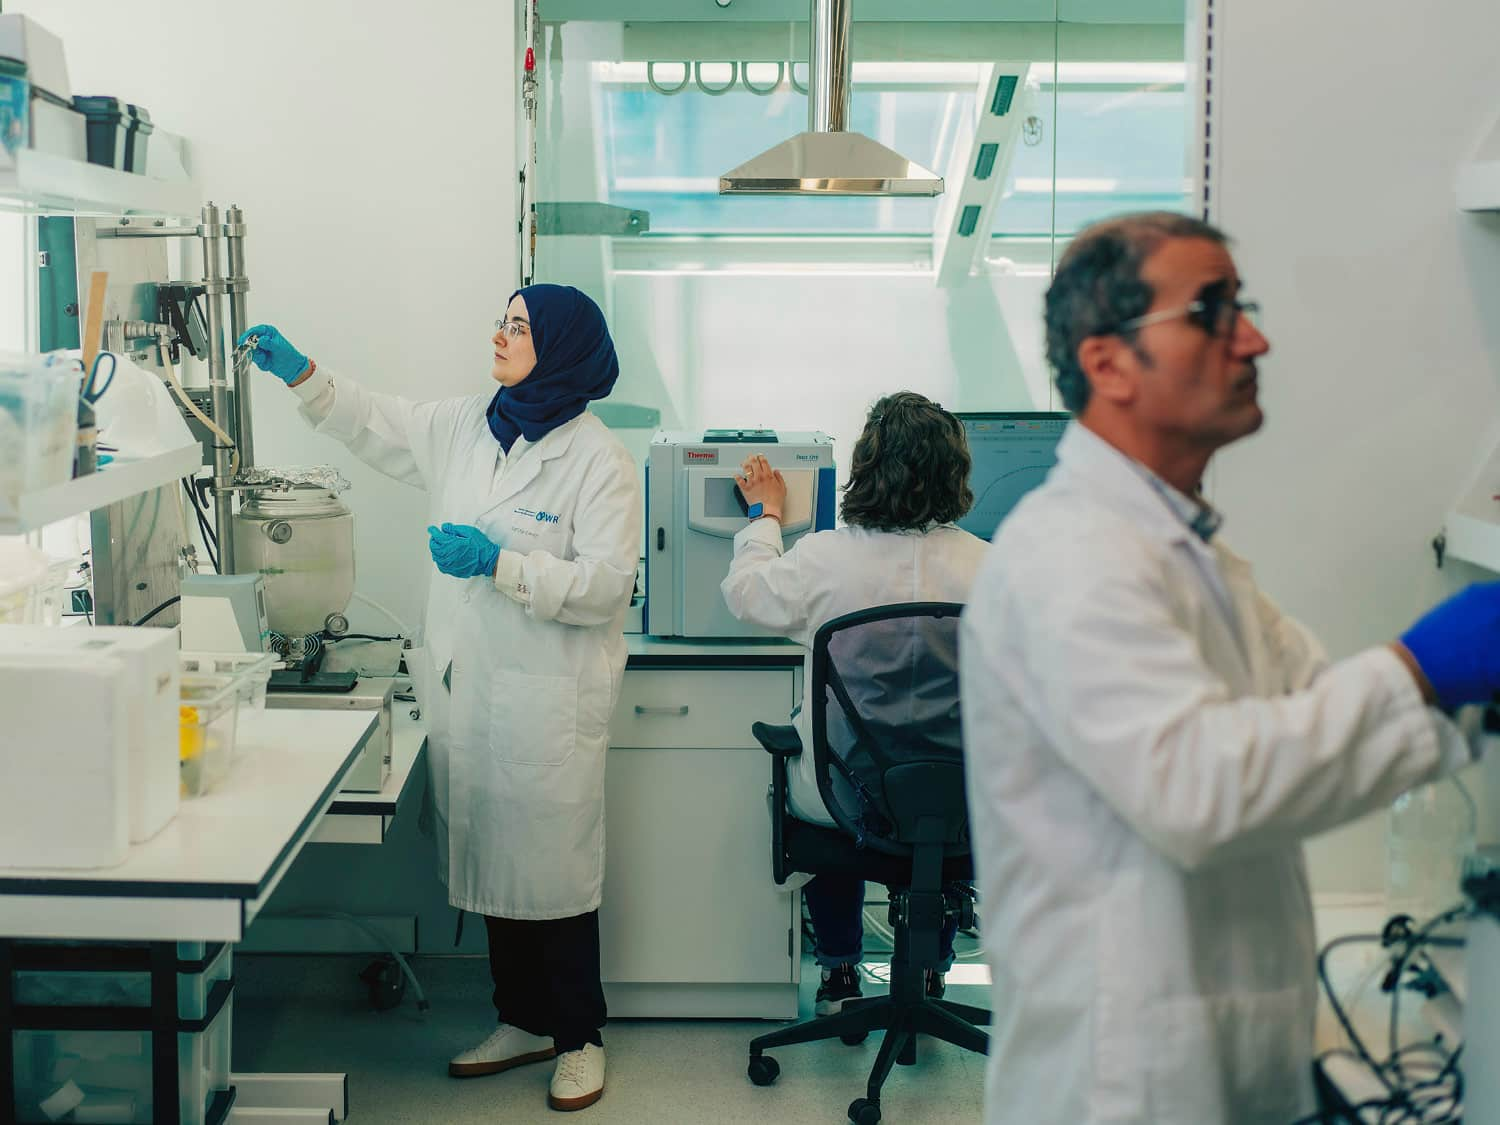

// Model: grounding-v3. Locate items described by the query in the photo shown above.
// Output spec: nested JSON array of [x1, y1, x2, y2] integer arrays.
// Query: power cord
[[132, 595, 181, 628], [1297, 904, 1469, 1124]]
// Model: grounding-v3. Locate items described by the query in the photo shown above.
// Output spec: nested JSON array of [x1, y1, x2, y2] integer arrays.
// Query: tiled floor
[[233, 951, 990, 1124]]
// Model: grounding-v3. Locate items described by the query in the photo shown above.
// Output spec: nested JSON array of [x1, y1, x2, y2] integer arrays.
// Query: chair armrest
[[752, 721, 803, 757]]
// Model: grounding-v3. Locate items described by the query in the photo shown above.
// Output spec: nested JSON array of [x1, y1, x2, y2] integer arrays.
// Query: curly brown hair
[[839, 392, 974, 532]]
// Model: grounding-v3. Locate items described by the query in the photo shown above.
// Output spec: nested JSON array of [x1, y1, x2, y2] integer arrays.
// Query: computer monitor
[[954, 412, 1071, 540]]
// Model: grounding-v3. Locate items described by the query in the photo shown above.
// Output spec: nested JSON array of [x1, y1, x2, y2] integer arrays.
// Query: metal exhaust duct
[[718, 0, 944, 197]]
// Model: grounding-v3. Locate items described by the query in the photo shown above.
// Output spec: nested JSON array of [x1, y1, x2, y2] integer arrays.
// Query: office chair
[[745, 602, 989, 1125]]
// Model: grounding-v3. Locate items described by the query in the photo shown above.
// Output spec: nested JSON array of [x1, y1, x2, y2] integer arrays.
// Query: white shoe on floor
[[448, 1023, 555, 1078], [548, 1043, 606, 1111]]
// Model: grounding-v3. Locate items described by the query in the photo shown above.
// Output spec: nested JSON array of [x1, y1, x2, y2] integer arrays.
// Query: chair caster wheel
[[849, 1097, 881, 1124], [840, 1031, 869, 1046], [747, 1054, 780, 1086], [358, 955, 405, 1011]]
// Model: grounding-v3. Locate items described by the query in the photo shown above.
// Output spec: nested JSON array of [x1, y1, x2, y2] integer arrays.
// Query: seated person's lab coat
[[721, 517, 986, 825]]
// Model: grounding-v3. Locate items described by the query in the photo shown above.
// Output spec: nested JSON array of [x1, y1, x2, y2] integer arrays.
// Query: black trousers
[[483, 911, 607, 1054]]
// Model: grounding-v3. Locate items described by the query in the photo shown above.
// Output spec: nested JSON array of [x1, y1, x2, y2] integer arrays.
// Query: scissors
[[82, 352, 117, 405]]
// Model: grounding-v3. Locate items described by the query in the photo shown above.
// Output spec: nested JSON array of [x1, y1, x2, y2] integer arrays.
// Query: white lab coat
[[722, 518, 987, 825], [960, 423, 1485, 1125], [293, 369, 640, 919]]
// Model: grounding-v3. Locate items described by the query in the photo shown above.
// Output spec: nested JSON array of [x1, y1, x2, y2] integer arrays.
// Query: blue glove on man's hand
[[238, 324, 310, 384], [428, 523, 501, 580], [1399, 580, 1500, 711]]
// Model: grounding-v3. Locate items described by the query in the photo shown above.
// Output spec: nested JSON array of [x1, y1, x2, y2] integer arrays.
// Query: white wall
[[10, 0, 519, 638], [7, 0, 517, 950], [1213, 0, 1500, 891], [609, 267, 1054, 465]]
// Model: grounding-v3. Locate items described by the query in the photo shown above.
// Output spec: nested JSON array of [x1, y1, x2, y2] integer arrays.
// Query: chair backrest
[[810, 602, 969, 858]]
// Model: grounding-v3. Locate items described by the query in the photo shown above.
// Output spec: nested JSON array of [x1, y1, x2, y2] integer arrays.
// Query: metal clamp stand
[[98, 204, 256, 583]]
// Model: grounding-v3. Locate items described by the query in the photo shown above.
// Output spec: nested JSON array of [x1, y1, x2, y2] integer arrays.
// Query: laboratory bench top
[[625, 634, 804, 669], [0, 709, 377, 942], [327, 703, 425, 817], [314, 702, 428, 844], [309, 645, 801, 839]]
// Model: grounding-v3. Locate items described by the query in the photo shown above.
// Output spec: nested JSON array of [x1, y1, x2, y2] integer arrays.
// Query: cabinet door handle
[[634, 704, 690, 717]]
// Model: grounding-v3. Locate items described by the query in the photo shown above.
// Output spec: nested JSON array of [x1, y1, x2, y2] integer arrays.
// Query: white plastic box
[[0, 15, 73, 102], [0, 649, 128, 868], [0, 625, 181, 843]]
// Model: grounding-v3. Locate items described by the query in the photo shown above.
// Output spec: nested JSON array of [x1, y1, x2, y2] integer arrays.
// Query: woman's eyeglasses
[[494, 318, 531, 340]]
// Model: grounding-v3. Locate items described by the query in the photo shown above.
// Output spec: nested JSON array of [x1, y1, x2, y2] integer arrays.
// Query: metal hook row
[[646, 61, 806, 97]]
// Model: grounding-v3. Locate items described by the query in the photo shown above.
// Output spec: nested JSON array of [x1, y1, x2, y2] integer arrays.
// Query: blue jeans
[[803, 875, 958, 972]]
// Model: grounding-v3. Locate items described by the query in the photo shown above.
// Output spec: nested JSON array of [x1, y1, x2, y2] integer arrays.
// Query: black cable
[[1310, 913, 1468, 1125], [1318, 933, 1393, 1090], [132, 595, 181, 627], [322, 632, 403, 643], [1387, 903, 1469, 1089], [194, 503, 219, 573], [183, 479, 219, 572], [182, 477, 219, 547]]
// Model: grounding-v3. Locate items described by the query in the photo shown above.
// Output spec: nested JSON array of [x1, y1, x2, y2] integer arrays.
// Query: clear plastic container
[[0, 540, 49, 624], [178, 677, 238, 797], [12, 984, 232, 1124], [181, 652, 275, 754], [0, 353, 83, 503], [179, 651, 275, 715], [27, 558, 71, 626], [13, 943, 231, 1022]]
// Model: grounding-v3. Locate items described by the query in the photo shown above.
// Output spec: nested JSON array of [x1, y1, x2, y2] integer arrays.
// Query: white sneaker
[[548, 1043, 605, 1111], [448, 1023, 555, 1078]]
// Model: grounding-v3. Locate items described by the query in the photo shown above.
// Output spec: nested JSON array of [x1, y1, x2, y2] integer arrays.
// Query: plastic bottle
[[1386, 776, 1478, 922]]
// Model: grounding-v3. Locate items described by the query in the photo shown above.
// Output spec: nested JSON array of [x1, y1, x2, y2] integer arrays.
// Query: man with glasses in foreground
[[959, 212, 1500, 1123]]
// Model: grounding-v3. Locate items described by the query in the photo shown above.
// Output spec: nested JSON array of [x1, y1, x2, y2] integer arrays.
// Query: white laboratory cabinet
[[599, 642, 804, 1018]]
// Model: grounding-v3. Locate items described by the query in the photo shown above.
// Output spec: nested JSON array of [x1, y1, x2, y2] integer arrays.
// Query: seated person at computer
[[721, 392, 986, 1014]]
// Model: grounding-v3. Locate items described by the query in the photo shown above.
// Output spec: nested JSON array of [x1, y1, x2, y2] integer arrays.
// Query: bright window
[[591, 61, 1190, 238]]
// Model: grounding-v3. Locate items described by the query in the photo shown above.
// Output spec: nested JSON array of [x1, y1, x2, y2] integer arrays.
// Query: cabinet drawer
[[609, 669, 794, 749]]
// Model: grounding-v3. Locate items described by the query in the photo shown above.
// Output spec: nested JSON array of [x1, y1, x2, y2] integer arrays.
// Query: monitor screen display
[[955, 412, 1070, 540], [703, 475, 749, 518]]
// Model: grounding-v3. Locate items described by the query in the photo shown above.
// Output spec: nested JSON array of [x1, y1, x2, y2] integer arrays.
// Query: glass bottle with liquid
[[1386, 776, 1478, 922]]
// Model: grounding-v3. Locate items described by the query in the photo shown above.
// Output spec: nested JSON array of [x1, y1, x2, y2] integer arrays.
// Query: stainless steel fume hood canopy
[[718, 0, 944, 198]]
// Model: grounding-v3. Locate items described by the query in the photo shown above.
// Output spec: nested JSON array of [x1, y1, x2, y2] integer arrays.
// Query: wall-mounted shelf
[[0, 147, 198, 219], [1443, 510, 1500, 572], [1441, 430, 1500, 571], [1458, 113, 1500, 211], [0, 442, 203, 534]]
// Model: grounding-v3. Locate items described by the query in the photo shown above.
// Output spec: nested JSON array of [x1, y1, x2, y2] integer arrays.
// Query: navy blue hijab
[[486, 284, 619, 452]]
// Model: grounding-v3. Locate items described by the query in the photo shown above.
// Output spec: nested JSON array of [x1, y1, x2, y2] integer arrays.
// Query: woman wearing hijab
[[240, 284, 639, 1113]]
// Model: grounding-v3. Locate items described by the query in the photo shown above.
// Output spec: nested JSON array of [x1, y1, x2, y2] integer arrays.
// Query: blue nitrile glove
[[238, 324, 310, 384], [1399, 580, 1500, 711], [427, 523, 501, 579]]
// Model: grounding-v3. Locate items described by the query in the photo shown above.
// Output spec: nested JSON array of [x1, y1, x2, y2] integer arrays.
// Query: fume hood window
[[529, 14, 1193, 441], [591, 61, 1189, 239]]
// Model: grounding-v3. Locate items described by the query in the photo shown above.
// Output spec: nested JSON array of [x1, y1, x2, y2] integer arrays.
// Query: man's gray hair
[[1045, 212, 1228, 414]]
